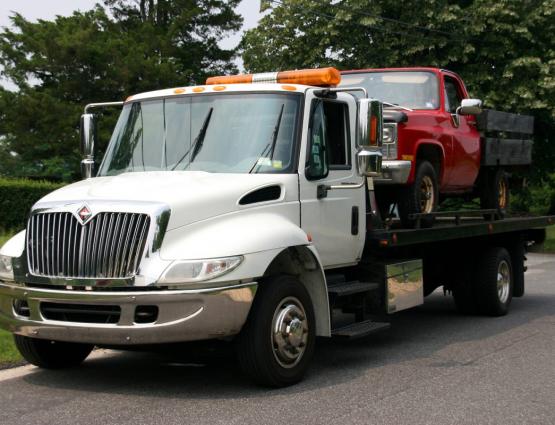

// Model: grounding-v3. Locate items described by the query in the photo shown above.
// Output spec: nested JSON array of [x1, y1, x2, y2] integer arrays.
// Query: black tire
[[236, 275, 316, 387], [511, 242, 526, 298], [475, 247, 513, 316], [14, 335, 93, 369], [398, 160, 439, 228], [480, 168, 509, 217]]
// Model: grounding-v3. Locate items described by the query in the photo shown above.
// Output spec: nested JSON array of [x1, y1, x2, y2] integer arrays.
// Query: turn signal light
[[206, 67, 341, 87]]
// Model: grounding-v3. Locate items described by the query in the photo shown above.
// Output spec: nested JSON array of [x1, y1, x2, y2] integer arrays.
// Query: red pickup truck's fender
[[405, 140, 447, 187]]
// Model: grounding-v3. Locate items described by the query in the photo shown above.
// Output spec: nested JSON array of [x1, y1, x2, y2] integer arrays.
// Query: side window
[[306, 101, 328, 180], [306, 99, 350, 180], [324, 101, 350, 169], [444, 77, 462, 114]]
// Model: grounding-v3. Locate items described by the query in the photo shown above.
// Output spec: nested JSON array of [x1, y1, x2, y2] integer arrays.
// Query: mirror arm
[[314, 87, 368, 99], [84, 101, 124, 113]]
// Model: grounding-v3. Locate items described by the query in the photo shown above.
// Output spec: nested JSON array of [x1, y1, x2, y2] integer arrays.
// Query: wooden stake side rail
[[368, 215, 555, 249]]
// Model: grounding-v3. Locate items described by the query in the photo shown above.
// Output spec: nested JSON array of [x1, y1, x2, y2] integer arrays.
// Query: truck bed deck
[[367, 215, 554, 249]]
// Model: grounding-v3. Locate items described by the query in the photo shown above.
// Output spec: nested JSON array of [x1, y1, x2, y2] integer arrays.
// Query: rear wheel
[[14, 335, 93, 369], [236, 275, 316, 387], [480, 168, 509, 217], [475, 247, 513, 316], [398, 160, 439, 228]]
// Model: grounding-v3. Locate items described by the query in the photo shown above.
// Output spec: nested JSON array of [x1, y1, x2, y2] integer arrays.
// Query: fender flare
[[409, 140, 446, 184]]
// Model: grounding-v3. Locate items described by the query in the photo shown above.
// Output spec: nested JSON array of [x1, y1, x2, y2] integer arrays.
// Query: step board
[[332, 320, 391, 339], [327, 280, 380, 297]]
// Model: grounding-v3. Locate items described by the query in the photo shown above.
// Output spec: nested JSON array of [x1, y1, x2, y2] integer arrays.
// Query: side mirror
[[457, 98, 482, 116], [357, 99, 383, 147], [80, 113, 96, 179], [357, 148, 382, 177]]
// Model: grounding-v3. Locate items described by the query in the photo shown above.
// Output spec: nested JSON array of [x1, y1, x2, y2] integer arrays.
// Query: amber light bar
[[206, 67, 341, 87]]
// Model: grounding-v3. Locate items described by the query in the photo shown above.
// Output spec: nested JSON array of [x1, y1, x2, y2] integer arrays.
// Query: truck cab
[[0, 68, 384, 386]]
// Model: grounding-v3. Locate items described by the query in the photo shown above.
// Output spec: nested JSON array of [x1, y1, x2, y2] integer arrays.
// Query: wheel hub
[[497, 260, 510, 304], [272, 297, 308, 368], [420, 175, 435, 213]]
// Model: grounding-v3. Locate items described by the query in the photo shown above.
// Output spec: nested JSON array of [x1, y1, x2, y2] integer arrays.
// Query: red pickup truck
[[340, 67, 533, 227]]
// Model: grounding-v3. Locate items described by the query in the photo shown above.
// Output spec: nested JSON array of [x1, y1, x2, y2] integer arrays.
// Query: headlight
[[382, 123, 398, 144], [0, 254, 14, 281], [382, 123, 398, 159], [159, 256, 243, 284]]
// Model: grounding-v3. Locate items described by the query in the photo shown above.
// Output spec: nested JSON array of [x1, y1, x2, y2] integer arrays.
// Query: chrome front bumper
[[375, 160, 412, 184], [0, 282, 256, 345]]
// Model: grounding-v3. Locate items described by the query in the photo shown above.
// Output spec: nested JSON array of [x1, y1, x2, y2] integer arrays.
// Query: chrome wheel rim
[[271, 296, 309, 369], [420, 175, 435, 213], [497, 260, 511, 304], [498, 177, 508, 210]]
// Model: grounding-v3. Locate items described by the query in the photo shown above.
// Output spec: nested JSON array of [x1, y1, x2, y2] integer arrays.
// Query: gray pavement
[[1, 253, 554, 425]]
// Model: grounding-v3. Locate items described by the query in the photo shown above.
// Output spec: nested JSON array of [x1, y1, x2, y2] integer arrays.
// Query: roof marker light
[[206, 67, 341, 87], [213, 85, 226, 91], [174, 88, 186, 94], [192, 87, 205, 93]]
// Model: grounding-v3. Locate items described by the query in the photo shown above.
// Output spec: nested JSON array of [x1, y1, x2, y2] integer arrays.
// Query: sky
[[0, 0, 263, 83]]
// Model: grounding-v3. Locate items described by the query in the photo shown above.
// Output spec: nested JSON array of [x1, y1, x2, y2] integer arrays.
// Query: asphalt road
[[1, 253, 554, 425]]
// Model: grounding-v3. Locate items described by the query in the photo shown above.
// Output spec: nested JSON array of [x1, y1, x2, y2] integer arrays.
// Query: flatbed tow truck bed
[[368, 215, 554, 249]]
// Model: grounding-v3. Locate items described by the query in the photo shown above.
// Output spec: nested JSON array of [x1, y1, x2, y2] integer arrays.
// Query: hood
[[37, 171, 299, 230]]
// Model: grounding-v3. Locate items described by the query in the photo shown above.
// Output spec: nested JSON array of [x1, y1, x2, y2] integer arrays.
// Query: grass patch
[[0, 230, 22, 367], [0, 330, 22, 367], [541, 226, 555, 253]]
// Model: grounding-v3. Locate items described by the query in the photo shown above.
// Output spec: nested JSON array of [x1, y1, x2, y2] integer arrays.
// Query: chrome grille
[[27, 212, 150, 279]]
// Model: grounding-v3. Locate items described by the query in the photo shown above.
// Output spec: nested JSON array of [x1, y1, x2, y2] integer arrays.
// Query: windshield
[[98, 93, 301, 176], [340, 71, 439, 110]]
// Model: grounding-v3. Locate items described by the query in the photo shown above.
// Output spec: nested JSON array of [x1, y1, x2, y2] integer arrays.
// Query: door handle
[[317, 181, 365, 199]]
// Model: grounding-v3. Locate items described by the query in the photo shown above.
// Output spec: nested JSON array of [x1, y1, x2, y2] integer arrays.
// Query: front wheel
[[236, 275, 316, 387], [398, 160, 439, 228], [14, 335, 93, 369]]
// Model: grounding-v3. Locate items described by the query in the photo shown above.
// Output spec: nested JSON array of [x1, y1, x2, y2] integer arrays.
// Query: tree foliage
[[0, 0, 241, 181], [242, 0, 555, 181]]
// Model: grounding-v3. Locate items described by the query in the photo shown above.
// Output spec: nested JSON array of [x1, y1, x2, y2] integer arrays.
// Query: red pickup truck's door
[[441, 74, 481, 191]]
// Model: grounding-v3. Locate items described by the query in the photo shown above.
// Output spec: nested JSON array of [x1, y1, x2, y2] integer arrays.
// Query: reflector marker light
[[206, 67, 341, 87], [370, 115, 378, 145]]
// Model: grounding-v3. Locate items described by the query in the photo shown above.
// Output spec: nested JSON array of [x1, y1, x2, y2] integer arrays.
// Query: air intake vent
[[41, 302, 121, 324], [239, 185, 282, 205], [27, 212, 150, 279]]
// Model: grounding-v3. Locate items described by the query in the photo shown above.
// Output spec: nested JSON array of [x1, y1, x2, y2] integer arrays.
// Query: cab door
[[442, 74, 481, 190], [298, 92, 365, 268]]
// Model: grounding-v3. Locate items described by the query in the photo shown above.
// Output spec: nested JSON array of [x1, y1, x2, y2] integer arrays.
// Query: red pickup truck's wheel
[[398, 160, 439, 228], [480, 168, 509, 216]]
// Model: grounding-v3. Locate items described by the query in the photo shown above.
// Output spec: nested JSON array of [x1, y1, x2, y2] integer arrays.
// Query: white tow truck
[[0, 68, 552, 387]]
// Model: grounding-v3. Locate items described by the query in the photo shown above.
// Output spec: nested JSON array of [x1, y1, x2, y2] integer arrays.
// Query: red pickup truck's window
[[340, 71, 439, 110], [444, 76, 463, 114]]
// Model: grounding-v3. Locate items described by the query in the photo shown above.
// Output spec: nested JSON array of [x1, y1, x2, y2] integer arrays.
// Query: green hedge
[[0, 178, 65, 231]]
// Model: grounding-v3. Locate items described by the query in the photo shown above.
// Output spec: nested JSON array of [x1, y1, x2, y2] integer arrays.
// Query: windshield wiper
[[249, 103, 285, 174], [171, 107, 214, 171]]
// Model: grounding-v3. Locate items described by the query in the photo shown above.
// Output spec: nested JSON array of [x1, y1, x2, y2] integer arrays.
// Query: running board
[[332, 320, 390, 339], [327, 281, 380, 297]]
